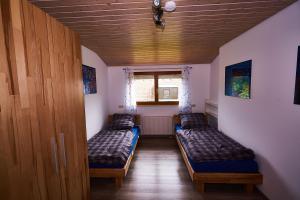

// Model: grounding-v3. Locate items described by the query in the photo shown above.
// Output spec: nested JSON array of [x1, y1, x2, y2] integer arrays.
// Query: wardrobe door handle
[[60, 133, 67, 168], [51, 137, 59, 175]]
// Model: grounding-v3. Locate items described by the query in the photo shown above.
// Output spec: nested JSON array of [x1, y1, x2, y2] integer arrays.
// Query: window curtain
[[124, 68, 137, 113], [179, 66, 192, 113]]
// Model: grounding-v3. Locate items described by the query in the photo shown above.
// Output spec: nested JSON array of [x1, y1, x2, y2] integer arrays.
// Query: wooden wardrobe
[[0, 0, 90, 199]]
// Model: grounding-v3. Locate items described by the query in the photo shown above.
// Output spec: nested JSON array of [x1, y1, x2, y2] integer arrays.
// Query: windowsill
[[136, 101, 179, 106]]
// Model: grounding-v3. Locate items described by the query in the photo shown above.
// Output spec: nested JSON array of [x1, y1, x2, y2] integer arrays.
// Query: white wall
[[81, 46, 108, 139], [217, 2, 300, 200], [209, 56, 220, 103], [107, 64, 210, 116]]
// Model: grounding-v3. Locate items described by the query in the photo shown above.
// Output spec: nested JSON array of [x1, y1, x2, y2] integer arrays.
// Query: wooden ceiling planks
[[29, 0, 296, 66]]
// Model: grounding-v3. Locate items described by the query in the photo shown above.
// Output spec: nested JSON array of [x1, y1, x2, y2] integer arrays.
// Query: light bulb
[[164, 1, 176, 12]]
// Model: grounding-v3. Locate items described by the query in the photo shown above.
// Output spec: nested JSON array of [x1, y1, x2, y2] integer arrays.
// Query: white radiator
[[141, 116, 173, 135]]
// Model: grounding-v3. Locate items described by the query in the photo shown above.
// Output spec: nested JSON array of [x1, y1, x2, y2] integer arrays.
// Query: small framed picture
[[225, 60, 252, 99], [82, 65, 97, 94]]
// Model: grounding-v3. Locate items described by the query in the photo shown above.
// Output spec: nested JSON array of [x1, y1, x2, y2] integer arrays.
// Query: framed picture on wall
[[294, 46, 300, 105], [225, 60, 252, 99], [82, 65, 97, 94]]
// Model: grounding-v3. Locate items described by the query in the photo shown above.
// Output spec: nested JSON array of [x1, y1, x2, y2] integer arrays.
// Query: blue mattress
[[89, 126, 140, 169], [130, 126, 140, 153], [176, 125, 258, 173]]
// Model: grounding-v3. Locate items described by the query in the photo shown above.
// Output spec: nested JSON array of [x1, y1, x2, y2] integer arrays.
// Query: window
[[134, 74, 155, 102], [133, 71, 181, 105]]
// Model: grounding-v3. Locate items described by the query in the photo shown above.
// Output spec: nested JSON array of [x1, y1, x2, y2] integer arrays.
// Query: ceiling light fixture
[[152, 0, 176, 30], [152, 0, 165, 30]]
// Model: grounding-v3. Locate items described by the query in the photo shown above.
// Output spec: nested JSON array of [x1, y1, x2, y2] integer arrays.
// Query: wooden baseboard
[[176, 136, 263, 193]]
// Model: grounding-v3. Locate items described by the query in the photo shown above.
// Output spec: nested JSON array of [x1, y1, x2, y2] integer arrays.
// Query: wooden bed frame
[[173, 115, 263, 193], [89, 114, 141, 187]]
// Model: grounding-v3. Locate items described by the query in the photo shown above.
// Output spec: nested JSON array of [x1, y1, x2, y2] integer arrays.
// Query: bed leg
[[245, 184, 254, 193], [115, 177, 123, 187], [196, 181, 205, 193]]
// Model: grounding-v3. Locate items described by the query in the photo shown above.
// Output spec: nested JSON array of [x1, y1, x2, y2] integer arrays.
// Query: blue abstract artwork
[[82, 65, 97, 94], [225, 60, 252, 99], [294, 46, 300, 105]]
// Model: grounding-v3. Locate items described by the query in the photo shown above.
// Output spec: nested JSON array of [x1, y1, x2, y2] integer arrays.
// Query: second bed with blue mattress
[[176, 125, 258, 173]]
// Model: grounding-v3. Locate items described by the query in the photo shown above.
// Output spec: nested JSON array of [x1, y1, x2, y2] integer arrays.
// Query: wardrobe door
[[0, 0, 50, 199], [22, 1, 90, 199], [21, 1, 66, 199], [46, 13, 90, 200]]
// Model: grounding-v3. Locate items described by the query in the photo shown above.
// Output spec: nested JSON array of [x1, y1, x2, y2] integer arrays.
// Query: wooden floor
[[91, 137, 267, 200]]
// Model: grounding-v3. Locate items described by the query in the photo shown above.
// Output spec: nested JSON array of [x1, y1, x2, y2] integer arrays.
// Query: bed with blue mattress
[[174, 114, 263, 193], [88, 126, 140, 169], [175, 125, 258, 173], [88, 114, 140, 186]]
